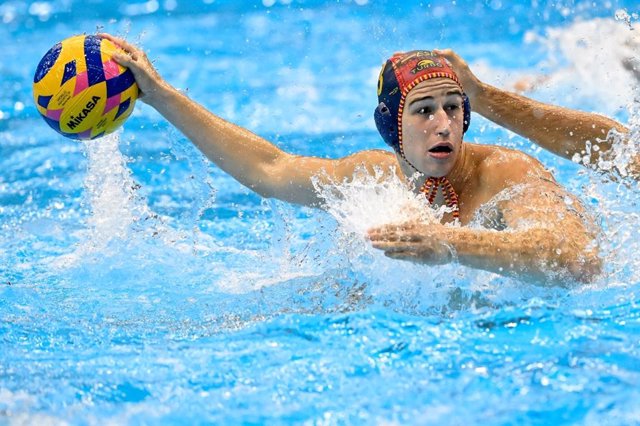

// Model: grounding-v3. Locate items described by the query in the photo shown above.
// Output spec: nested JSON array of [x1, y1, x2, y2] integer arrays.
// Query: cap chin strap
[[401, 152, 460, 220], [419, 176, 460, 220]]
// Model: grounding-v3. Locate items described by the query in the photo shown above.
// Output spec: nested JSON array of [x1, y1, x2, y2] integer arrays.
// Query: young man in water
[[102, 34, 604, 285]]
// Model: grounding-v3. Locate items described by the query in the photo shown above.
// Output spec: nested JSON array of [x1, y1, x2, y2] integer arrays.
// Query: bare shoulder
[[473, 143, 554, 187], [341, 148, 397, 164], [334, 149, 399, 178]]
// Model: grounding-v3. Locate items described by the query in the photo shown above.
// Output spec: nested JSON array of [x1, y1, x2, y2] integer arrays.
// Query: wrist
[[467, 81, 488, 106], [141, 81, 176, 107], [469, 82, 498, 116]]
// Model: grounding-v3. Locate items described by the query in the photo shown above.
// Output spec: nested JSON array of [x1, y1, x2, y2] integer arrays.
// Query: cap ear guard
[[374, 101, 398, 150], [462, 94, 471, 134], [374, 94, 472, 152]]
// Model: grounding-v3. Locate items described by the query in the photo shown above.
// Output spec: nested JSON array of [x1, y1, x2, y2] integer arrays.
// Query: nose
[[433, 107, 451, 137]]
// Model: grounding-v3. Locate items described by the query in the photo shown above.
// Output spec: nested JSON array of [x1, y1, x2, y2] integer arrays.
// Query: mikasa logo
[[67, 96, 101, 129]]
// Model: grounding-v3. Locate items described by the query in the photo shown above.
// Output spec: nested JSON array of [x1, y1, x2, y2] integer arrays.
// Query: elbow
[[250, 179, 275, 199], [563, 247, 602, 284], [539, 233, 602, 285], [250, 161, 284, 199]]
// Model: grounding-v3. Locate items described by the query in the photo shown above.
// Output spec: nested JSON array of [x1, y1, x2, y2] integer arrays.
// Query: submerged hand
[[367, 222, 454, 265], [434, 48, 483, 103], [98, 33, 170, 106]]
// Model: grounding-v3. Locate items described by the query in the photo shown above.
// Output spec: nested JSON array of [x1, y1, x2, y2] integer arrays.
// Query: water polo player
[[101, 33, 603, 285]]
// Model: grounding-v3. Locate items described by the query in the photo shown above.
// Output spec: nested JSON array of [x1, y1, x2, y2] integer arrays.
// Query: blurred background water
[[1, 0, 640, 424]]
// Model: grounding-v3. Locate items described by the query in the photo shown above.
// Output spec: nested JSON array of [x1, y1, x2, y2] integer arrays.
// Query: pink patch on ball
[[103, 94, 122, 114], [103, 59, 120, 79], [46, 108, 63, 120], [73, 72, 89, 96]]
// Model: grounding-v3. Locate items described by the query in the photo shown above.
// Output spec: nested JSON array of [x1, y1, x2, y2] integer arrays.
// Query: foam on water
[[308, 166, 575, 314], [313, 166, 442, 234], [48, 132, 224, 269], [521, 16, 639, 112]]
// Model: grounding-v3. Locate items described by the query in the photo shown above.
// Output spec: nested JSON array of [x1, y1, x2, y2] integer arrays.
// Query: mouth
[[428, 142, 454, 159]]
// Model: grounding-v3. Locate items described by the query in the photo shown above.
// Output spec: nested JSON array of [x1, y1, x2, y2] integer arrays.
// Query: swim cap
[[374, 50, 471, 158]]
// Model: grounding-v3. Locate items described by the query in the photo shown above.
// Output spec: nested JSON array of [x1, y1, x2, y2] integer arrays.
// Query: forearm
[[474, 83, 628, 162], [442, 226, 600, 284], [105, 33, 333, 205], [147, 84, 289, 196]]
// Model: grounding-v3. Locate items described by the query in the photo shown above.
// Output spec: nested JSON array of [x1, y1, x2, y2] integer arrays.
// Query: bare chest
[[433, 185, 500, 226]]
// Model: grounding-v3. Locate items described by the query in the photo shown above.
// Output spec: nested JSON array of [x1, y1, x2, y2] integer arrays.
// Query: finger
[[367, 225, 398, 239], [370, 240, 416, 252], [370, 239, 393, 249], [98, 33, 141, 60], [369, 228, 424, 244], [111, 51, 141, 69], [433, 48, 452, 55], [436, 49, 464, 67], [384, 250, 418, 260], [368, 231, 404, 243], [401, 233, 423, 243], [369, 220, 418, 234], [370, 240, 400, 250], [98, 33, 133, 51]]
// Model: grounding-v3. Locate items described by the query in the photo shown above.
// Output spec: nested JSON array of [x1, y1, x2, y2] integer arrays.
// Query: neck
[[399, 141, 473, 195], [445, 142, 473, 196]]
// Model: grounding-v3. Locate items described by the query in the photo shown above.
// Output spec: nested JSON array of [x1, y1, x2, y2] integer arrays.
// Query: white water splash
[[216, 200, 327, 294], [570, 100, 640, 177], [313, 165, 442, 235], [522, 17, 640, 112], [52, 132, 198, 268], [614, 8, 639, 30], [82, 133, 151, 245]]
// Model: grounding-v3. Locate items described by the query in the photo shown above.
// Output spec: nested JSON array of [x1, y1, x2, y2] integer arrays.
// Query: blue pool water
[[2, 0, 640, 424]]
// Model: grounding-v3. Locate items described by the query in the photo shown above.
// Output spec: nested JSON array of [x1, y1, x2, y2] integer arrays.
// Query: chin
[[422, 160, 454, 177]]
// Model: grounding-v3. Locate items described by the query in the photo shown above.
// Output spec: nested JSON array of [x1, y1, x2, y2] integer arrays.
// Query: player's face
[[401, 78, 465, 177]]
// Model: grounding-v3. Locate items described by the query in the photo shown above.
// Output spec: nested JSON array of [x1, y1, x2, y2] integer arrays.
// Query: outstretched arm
[[436, 49, 630, 168], [101, 34, 396, 208]]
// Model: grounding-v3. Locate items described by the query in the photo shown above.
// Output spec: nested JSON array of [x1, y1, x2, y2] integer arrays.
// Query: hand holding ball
[[33, 34, 139, 140]]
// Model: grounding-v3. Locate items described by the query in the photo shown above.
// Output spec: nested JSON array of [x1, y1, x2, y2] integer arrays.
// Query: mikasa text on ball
[[33, 34, 138, 140]]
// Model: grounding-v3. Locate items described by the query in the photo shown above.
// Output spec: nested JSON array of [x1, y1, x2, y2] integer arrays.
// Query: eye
[[445, 103, 460, 111], [417, 106, 433, 115]]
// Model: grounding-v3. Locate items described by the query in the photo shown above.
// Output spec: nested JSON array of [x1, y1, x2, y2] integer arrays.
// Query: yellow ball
[[33, 34, 138, 140]]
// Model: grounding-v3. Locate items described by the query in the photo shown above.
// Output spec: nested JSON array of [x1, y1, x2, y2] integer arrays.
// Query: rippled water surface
[[1, 1, 640, 424]]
